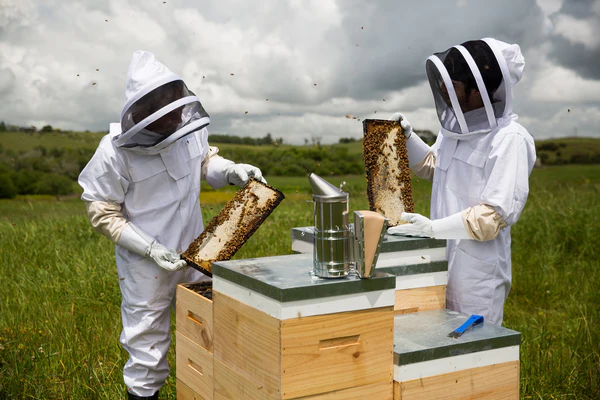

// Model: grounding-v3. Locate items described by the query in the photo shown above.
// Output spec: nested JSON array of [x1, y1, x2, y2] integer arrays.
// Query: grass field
[[0, 132, 106, 152], [0, 131, 365, 155], [0, 165, 599, 399]]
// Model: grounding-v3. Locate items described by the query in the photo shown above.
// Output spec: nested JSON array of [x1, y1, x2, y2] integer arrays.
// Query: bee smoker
[[309, 173, 353, 278], [309, 174, 388, 279]]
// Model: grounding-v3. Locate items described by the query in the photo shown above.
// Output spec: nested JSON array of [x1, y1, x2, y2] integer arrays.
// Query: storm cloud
[[0, 0, 598, 144]]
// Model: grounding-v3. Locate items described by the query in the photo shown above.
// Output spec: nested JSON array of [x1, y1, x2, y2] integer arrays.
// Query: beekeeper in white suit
[[388, 38, 536, 326], [78, 51, 265, 400]]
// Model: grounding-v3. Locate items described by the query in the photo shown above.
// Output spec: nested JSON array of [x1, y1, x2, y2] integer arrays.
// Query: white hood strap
[[115, 95, 199, 148], [482, 38, 513, 118], [453, 45, 497, 130], [120, 74, 181, 122], [144, 115, 210, 154], [427, 55, 468, 134]]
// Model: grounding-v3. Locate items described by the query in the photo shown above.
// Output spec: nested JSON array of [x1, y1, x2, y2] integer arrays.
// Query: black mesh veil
[[117, 80, 209, 149], [426, 40, 505, 136]]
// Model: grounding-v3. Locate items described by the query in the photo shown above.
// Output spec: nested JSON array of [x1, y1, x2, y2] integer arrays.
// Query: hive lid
[[375, 260, 448, 277], [393, 309, 521, 365], [211, 253, 395, 302], [291, 226, 446, 252]]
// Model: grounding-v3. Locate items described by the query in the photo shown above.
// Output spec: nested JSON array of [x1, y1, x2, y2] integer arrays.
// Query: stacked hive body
[[176, 179, 283, 398], [176, 253, 521, 399], [177, 253, 397, 399], [176, 282, 215, 399], [182, 179, 284, 276], [291, 227, 448, 315], [175, 123, 521, 398], [363, 119, 414, 227], [393, 310, 521, 399]]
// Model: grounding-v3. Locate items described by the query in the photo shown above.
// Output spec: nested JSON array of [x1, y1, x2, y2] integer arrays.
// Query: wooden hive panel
[[394, 285, 446, 315], [213, 291, 394, 399], [362, 119, 414, 227], [182, 179, 284, 276], [393, 360, 519, 400], [213, 291, 283, 398], [176, 379, 204, 400], [176, 332, 214, 400], [280, 306, 394, 399], [176, 282, 214, 352], [303, 381, 393, 399], [214, 359, 278, 400], [214, 358, 392, 400]]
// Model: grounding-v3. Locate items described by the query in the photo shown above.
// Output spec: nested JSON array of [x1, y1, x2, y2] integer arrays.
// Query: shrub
[[10, 169, 41, 194], [537, 142, 559, 152], [0, 173, 17, 198], [32, 173, 74, 195]]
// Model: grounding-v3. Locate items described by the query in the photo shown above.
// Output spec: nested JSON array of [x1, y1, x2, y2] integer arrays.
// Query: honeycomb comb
[[362, 119, 414, 227], [182, 179, 285, 276]]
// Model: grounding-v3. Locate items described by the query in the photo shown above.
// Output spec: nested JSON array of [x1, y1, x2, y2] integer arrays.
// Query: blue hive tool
[[447, 314, 484, 338]]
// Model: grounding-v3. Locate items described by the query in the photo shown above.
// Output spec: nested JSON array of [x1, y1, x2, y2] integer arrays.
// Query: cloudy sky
[[1, 0, 599, 144]]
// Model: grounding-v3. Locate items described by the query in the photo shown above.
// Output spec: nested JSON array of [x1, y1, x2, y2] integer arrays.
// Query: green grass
[[1, 165, 599, 399], [0, 132, 106, 152], [0, 131, 365, 154], [505, 165, 600, 398]]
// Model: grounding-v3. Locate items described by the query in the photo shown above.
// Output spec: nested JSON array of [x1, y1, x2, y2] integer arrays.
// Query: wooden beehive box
[[393, 309, 521, 399], [363, 119, 414, 227], [176, 282, 215, 399], [291, 227, 448, 315], [211, 253, 397, 399]]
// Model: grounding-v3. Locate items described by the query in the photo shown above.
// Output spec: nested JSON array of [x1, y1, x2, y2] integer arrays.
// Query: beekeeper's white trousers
[[117, 254, 206, 397]]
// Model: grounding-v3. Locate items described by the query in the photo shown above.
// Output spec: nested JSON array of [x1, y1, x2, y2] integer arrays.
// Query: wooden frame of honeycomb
[[362, 119, 414, 226], [182, 179, 285, 276]]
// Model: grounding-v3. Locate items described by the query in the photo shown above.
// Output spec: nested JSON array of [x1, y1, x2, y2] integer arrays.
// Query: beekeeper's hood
[[426, 38, 525, 139], [113, 51, 210, 154]]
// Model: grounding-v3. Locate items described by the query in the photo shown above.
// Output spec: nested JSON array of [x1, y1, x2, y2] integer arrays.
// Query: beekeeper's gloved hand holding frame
[[118, 224, 187, 271], [222, 163, 267, 187], [390, 112, 413, 139]]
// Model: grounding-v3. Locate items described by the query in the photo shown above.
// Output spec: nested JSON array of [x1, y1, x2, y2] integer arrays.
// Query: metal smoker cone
[[309, 173, 345, 197]]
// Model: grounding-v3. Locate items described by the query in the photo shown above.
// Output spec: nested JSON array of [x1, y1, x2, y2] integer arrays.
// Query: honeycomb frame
[[182, 179, 285, 276], [362, 119, 414, 226]]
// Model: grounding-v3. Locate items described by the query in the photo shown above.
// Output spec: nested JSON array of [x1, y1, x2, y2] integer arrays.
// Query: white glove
[[147, 243, 188, 271], [388, 212, 433, 237], [117, 224, 188, 271], [387, 212, 471, 240], [223, 163, 267, 187], [390, 113, 413, 139], [431, 212, 472, 240]]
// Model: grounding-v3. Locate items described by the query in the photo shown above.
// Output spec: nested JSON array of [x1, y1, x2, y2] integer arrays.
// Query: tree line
[[1, 123, 597, 199]]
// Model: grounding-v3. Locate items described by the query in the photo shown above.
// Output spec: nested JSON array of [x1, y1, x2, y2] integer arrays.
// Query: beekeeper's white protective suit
[[388, 38, 536, 325], [78, 51, 264, 399]]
